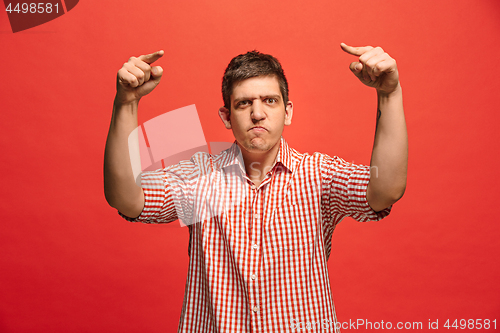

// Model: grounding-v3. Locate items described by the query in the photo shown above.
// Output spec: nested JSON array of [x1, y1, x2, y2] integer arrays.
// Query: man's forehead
[[231, 76, 281, 99]]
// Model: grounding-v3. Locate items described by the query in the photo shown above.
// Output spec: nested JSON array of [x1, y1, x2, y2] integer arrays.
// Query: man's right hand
[[115, 50, 164, 105]]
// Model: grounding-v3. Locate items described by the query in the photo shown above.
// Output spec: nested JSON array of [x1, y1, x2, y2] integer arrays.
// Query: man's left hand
[[341, 43, 400, 95]]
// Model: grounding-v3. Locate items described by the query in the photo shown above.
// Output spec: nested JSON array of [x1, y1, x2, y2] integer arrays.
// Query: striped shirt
[[120, 138, 390, 332]]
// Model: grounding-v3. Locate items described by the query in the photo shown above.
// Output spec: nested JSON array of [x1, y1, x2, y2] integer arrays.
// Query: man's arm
[[104, 50, 164, 218], [341, 43, 408, 212]]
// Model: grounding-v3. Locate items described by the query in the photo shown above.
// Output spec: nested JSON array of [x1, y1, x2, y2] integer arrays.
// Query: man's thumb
[[152, 66, 163, 78], [350, 62, 363, 73]]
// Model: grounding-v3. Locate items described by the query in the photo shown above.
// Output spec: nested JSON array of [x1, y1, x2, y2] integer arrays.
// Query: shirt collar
[[274, 137, 296, 173], [219, 137, 296, 174]]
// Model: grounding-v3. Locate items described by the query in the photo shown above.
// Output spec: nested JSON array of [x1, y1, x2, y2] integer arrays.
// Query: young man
[[104, 44, 407, 332]]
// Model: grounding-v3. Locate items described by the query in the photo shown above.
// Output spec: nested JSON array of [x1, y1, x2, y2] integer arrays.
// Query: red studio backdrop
[[1, 0, 499, 332]]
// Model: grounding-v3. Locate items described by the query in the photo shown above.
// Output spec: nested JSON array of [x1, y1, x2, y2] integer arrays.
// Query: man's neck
[[238, 141, 280, 187]]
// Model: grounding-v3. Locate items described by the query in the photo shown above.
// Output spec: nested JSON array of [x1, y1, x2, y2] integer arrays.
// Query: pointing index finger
[[340, 43, 372, 56], [138, 50, 164, 64]]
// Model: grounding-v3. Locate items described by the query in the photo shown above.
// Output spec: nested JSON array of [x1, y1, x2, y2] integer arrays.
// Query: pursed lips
[[249, 126, 267, 132]]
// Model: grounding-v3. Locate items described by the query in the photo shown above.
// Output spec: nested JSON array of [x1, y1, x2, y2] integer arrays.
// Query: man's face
[[219, 75, 293, 155]]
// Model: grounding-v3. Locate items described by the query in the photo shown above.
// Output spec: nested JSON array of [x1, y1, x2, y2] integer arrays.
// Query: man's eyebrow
[[233, 94, 281, 104], [262, 94, 281, 100]]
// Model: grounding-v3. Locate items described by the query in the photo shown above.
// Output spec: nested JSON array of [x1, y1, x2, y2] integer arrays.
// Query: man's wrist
[[113, 97, 139, 114], [377, 83, 402, 100]]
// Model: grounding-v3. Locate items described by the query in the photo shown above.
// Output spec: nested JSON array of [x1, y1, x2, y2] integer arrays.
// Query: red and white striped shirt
[[121, 138, 390, 332]]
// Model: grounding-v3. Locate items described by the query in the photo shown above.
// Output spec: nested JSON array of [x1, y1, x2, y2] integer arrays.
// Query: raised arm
[[340, 43, 408, 212], [104, 50, 164, 218]]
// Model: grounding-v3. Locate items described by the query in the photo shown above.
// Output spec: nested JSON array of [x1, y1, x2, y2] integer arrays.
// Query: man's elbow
[[104, 186, 121, 210], [367, 183, 406, 212], [390, 183, 406, 203], [104, 187, 145, 219]]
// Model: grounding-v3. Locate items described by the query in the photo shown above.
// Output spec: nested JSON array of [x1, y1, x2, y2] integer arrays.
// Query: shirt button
[[250, 274, 256, 281], [252, 244, 258, 250], [253, 305, 259, 313], [251, 184, 256, 190]]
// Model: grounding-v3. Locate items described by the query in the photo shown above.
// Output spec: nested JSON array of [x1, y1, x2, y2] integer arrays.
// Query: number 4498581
[[5, 3, 60, 14], [444, 319, 496, 330]]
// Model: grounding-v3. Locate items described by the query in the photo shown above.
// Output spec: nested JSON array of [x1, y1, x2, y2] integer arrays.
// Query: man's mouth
[[249, 126, 267, 132]]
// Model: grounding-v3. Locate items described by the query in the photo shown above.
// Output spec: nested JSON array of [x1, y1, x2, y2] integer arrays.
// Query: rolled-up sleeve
[[321, 154, 391, 223], [118, 159, 199, 224]]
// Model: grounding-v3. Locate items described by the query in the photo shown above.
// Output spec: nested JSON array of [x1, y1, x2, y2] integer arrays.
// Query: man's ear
[[284, 101, 293, 126], [218, 107, 232, 129]]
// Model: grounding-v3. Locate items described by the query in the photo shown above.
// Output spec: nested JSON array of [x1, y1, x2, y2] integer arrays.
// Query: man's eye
[[237, 101, 250, 107], [266, 98, 277, 104]]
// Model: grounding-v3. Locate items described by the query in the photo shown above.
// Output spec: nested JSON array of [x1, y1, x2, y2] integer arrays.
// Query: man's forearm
[[104, 51, 163, 218], [367, 84, 408, 212], [103, 100, 144, 218]]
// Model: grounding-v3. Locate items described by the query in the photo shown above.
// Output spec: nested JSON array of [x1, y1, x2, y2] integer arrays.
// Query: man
[[104, 44, 407, 332]]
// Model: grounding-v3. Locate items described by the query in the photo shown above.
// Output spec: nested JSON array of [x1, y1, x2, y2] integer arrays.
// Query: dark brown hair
[[222, 51, 289, 110]]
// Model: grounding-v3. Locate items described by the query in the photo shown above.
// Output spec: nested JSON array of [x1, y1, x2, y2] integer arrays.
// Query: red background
[[1, 0, 499, 332]]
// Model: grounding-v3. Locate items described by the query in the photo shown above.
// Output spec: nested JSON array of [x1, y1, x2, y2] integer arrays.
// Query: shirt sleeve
[[118, 159, 199, 225], [320, 154, 391, 223]]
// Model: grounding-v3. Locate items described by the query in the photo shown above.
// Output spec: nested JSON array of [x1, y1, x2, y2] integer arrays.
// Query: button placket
[[248, 181, 263, 332]]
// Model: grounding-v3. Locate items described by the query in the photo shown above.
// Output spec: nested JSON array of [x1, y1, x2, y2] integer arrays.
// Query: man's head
[[222, 51, 289, 111], [219, 51, 293, 157]]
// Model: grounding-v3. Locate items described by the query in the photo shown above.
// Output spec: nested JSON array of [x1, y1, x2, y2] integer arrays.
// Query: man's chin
[[241, 137, 278, 153]]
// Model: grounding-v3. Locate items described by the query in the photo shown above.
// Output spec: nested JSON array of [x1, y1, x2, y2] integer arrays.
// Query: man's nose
[[251, 100, 266, 122]]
